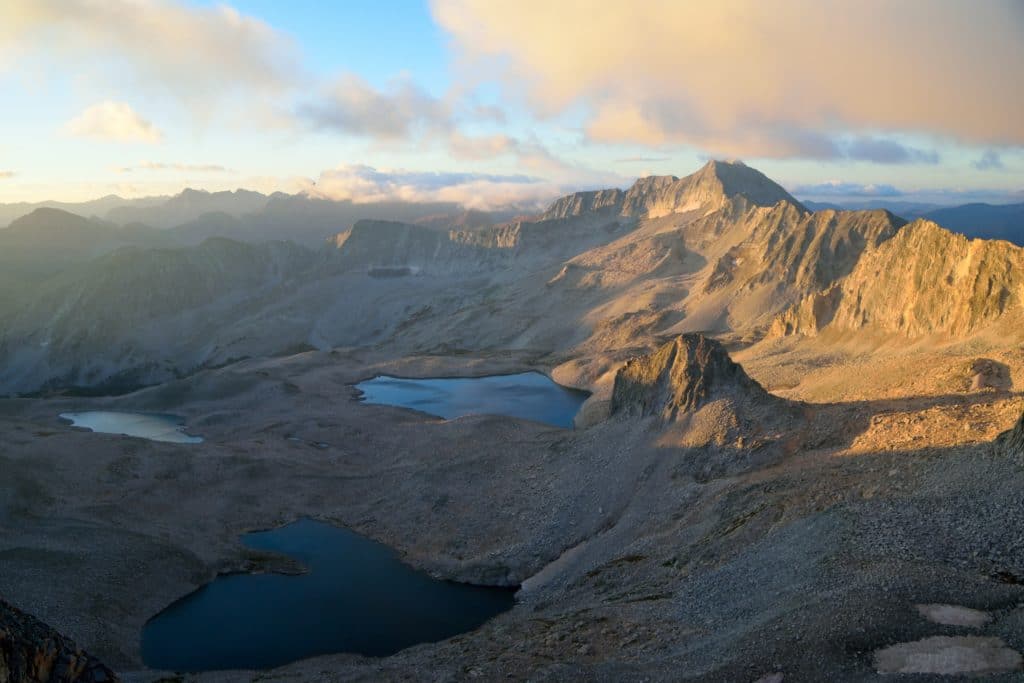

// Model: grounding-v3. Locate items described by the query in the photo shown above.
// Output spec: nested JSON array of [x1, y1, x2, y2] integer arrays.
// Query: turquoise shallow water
[[356, 372, 589, 428], [60, 411, 203, 443], [140, 518, 516, 671]]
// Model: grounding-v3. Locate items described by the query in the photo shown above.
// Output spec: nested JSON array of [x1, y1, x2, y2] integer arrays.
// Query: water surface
[[60, 411, 202, 443], [356, 372, 588, 428], [141, 518, 516, 672]]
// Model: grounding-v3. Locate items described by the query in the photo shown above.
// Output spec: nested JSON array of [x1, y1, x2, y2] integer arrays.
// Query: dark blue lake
[[355, 372, 589, 428], [140, 518, 516, 672]]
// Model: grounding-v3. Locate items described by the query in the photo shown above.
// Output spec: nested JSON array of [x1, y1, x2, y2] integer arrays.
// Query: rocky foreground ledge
[[0, 598, 117, 683]]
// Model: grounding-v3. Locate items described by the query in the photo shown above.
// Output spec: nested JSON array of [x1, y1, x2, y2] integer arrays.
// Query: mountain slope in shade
[[0, 208, 178, 293], [0, 207, 169, 253], [0, 238, 312, 393], [923, 202, 1024, 245], [771, 219, 1024, 338]]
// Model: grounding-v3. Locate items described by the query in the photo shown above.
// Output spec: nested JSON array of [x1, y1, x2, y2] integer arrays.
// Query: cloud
[[117, 162, 234, 174], [1, 0, 298, 113], [615, 156, 671, 163], [974, 150, 1006, 171], [63, 101, 163, 143], [309, 164, 560, 210], [793, 181, 904, 198], [844, 137, 940, 165], [0, 171, 14, 179], [447, 131, 519, 160], [433, 0, 1024, 158], [299, 74, 450, 139]]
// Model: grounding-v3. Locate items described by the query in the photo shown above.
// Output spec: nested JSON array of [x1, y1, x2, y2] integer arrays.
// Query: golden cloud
[[432, 0, 1024, 157]]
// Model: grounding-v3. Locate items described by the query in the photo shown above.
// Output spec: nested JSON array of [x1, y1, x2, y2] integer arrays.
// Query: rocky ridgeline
[[704, 206, 903, 294], [0, 598, 117, 682], [772, 219, 1024, 338], [610, 333, 774, 420], [542, 160, 802, 221]]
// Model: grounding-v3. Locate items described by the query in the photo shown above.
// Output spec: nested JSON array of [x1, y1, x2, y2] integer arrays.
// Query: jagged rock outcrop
[[611, 334, 774, 420], [0, 598, 117, 682], [609, 334, 800, 479], [772, 220, 1024, 338]]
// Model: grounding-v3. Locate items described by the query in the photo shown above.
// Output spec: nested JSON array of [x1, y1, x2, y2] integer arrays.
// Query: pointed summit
[[621, 160, 804, 218], [541, 161, 803, 221], [610, 334, 775, 421]]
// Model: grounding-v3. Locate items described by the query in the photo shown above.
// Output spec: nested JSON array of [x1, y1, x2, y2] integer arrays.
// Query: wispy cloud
[[844, 137, 939, 165], [793, 181, 903, 198], [298, 74, 450, 139], [615, 156, 671, 163], [974, 150, 1006, 171], [1, 0, 299, 115], [308, 163, 558, 210], [116, 162, 234, 174], [434, 0, 1024, 159], [62, 101, 163, 143]]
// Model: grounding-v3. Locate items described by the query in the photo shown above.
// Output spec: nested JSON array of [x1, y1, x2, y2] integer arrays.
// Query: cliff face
[[0, 598, 117, 682], [772, 220, 1024, 338], [703, 205, 903, 296], [542, 189, 625, 220], [333, 220, 510, 274]]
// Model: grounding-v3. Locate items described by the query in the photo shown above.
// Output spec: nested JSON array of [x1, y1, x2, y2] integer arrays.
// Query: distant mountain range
[[7, 159, 1024, 395], [803, 199, 1024, 245], [0, 189, 520, 248]]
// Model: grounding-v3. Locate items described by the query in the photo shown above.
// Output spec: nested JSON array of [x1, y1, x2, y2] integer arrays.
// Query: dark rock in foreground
[[0, 598, 117, 683]]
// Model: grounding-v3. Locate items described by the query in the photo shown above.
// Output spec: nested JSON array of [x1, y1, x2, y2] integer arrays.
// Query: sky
[[0, 0, 1021, 208]]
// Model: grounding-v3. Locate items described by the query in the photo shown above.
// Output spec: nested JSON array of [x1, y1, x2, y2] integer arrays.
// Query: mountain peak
[[621, 161, 802, 219], [9, 207, 94, 231], [610, 334, 773, 421], [541, 161, 802, 222]]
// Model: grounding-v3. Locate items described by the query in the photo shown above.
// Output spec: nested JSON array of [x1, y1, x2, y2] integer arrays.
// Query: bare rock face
[[0, 598, 117, 682], [542, 189, 625, 220], [610, 334, 772, 420], [772, 220, 1024, 338]]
